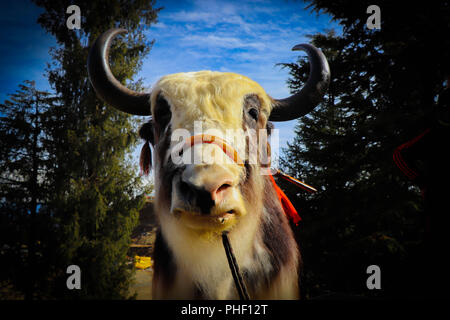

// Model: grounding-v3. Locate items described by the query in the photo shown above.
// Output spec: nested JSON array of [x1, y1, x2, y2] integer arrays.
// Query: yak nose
[[179, 165, 235, 214]]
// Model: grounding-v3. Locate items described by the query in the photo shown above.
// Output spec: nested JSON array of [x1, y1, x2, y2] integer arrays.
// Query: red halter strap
[[184, 134, 245, 166]]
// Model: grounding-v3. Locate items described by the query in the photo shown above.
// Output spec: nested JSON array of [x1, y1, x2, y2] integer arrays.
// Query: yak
[[87, 28, 329, 299]]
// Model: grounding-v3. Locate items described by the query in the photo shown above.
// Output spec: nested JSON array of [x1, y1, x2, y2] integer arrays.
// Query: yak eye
[[248, 108, 259, 120], [154, 94, 172, 128]]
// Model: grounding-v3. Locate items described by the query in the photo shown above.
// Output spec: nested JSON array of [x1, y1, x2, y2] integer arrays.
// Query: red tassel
[[140, 142, 152, 175], [268, 174, 302, 226]]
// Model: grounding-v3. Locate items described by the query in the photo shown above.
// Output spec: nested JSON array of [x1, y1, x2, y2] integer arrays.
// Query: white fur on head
[[151, 71, 273, 130]]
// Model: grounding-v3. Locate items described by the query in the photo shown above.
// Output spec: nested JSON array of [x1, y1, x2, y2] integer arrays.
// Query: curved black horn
[[269, 44, 330, 121], [87, 28, 151, 115]]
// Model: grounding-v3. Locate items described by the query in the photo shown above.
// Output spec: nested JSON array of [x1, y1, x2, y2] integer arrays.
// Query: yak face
[[149, 71, 273, 236]]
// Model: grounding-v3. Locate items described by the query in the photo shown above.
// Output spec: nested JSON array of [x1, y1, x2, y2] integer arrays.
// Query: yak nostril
[[178, 179, 215, 214], [179, 180, 192, 198], [211, 182, 232, 202], [217, 183, 231, 193]]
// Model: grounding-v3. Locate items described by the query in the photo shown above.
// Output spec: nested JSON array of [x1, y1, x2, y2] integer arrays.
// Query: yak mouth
[[172, 207, 242, 232]]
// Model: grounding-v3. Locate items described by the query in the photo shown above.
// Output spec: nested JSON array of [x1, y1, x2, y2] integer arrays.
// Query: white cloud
[[182, 34, 267, 50], [166, 10, 216, 24]]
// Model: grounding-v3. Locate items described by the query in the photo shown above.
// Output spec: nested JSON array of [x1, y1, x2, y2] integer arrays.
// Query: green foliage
[[279, 1, 449, 298], [0, 81, 60, 299], [1, 1, 159, 299], [33, 0, 159, 299]]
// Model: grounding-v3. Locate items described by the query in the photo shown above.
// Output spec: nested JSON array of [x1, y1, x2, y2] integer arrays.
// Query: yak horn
[[270, 44, 330, 121], [87, 28, 151, 115]]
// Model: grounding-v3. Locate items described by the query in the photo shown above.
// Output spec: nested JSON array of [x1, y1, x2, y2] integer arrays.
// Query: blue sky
[[0, 0, 340, 166], [0, 0, 56, 102]]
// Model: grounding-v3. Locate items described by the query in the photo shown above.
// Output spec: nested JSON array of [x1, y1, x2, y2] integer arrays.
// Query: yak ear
[[140, 141, 152, 176], [139, 121, 154, 176]]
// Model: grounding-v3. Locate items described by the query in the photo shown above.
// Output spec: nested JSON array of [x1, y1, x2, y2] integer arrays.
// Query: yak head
[[87, 29, 329, 239]]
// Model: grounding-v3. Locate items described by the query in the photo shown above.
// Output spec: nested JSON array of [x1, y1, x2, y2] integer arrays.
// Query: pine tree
[[278, 0, 449, 297], [0, 81, 60, 299], [30, 0, 160, 298]]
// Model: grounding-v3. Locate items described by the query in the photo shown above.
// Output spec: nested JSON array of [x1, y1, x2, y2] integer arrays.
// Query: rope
[[222, 231, 250, 300], [274, 169, 317, 193]]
